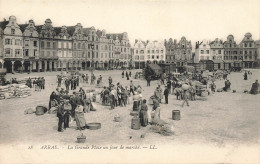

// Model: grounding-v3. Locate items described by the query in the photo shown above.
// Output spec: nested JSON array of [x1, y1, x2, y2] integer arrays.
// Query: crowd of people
[[41, 68, 257, 132]]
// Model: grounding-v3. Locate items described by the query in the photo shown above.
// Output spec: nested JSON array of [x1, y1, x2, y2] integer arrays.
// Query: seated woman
[[75, 104, 86, 130]]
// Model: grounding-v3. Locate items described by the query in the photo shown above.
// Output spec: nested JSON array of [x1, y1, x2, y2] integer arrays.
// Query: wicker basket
[[77, 134, 86, 143], [86, 123, 101, 130], [114, 116, 122, 122]]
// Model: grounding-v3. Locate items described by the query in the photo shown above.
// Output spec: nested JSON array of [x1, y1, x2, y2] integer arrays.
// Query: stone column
[[29, 61, 32, 73], [49, 61, 53, 72], [44, 61, 47, 72], [11, 61, 15, 73], [21, 61, 24, 73]]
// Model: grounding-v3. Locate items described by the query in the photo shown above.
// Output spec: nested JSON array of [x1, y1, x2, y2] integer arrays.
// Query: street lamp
[[89, 43, 94, 72]]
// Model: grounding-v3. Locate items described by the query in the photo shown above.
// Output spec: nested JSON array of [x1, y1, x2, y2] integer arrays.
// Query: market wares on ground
[[86, 123, 101, 130], [77, 133, 86, 143], [131, 116, 140, 130], [36, 105, 48, 115], [172, 110, 180, 120], [130, 111, 139, 117]]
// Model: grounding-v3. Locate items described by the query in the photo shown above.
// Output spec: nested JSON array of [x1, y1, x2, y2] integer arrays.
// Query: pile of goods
[[0, 84, 32, 100]]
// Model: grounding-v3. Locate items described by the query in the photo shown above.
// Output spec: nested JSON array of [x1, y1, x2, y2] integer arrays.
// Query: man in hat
[[108, 76, 112, 85], [164, 86, 169, 104]]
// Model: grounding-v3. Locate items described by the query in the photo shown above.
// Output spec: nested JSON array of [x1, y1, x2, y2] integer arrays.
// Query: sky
[[0, 0, 260, 47]]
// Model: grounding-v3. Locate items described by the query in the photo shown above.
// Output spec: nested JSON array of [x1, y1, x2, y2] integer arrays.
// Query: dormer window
[[11, 29, 15, 35]]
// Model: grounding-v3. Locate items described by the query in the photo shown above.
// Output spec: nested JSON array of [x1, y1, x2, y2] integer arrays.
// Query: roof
[[147, 64, 162, 70], [53, 27, 62, 34], [66, 26, 75, 36], [0, 20, 9, 30], [18, 24, 28, 32]]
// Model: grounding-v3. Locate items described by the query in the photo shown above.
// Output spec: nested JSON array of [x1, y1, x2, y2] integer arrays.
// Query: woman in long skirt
[[139, 99, 148, 127], [74, 105, 86, 130]]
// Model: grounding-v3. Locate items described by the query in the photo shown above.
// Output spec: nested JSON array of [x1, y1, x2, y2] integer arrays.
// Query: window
[[78, 43, 81, 49], [135, 55, 139, 60], [24, 40, 29, 46], [244, 43, 247, 47], [148, 50, 150, 53], [41, 41, 44, 48], [96, 52, 98, 58], [147, 55, 150, 59], [161, 50, 163, 53], [5, 38, 12, 45], [161, 55, 163, 59], [96, 45, 98, 50], [156, 55, 159, 59], [152, 55, 154, 59], [74, 43, 76, 49], [34, 50, 37, 56], [53, 42, 56, 49], [5, 48, 11, 56], [15, 39, 20, 45], [47, 42, 50, 48], [11, 29, 15, 35], [82, 43, 85, 49], [140, 50, 144, 54], [218, 50, 221, 54], [33, 41, 37, 47], [206, 50, 209, 54], [245, 51, 247, 55], [201, 50, 204, 54], [136, 50, 138, 54], [156, 50, 159, 53], [152, 50, 154, 53], [25, 49, 29, 57], [88, 52, 90, 58], [15, 49, 20, 57], [140, 55, 144, 60]]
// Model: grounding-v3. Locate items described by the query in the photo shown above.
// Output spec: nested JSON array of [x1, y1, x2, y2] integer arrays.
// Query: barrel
[[172, 110, 180, 120], [36, 106, 47, 115], [131, 116, 140, 130]]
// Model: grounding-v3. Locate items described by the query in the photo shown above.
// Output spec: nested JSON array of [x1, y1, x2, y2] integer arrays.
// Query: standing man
[[167, 80, 172, 94], [71, 78, 74, 90], [108, 76, 112, 86], [181, 89, 190, 107], [147, 76, 151, 87], [164, 86, 169, 104], [42, 77, 45, 90], [57, 75, 62, 87], [130, 80, 135, 96], [122, 71, 124, 78], [86, 74, 89, 84]]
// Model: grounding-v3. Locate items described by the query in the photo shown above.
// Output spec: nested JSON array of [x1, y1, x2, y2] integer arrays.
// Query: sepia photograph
[[0, 0, 259, 163]]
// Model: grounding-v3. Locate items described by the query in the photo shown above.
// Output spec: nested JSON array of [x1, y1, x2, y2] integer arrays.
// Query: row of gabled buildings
[[0, 16, 259, 73], [0, 16, 131, 73], [194, 34, 260, 69]]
